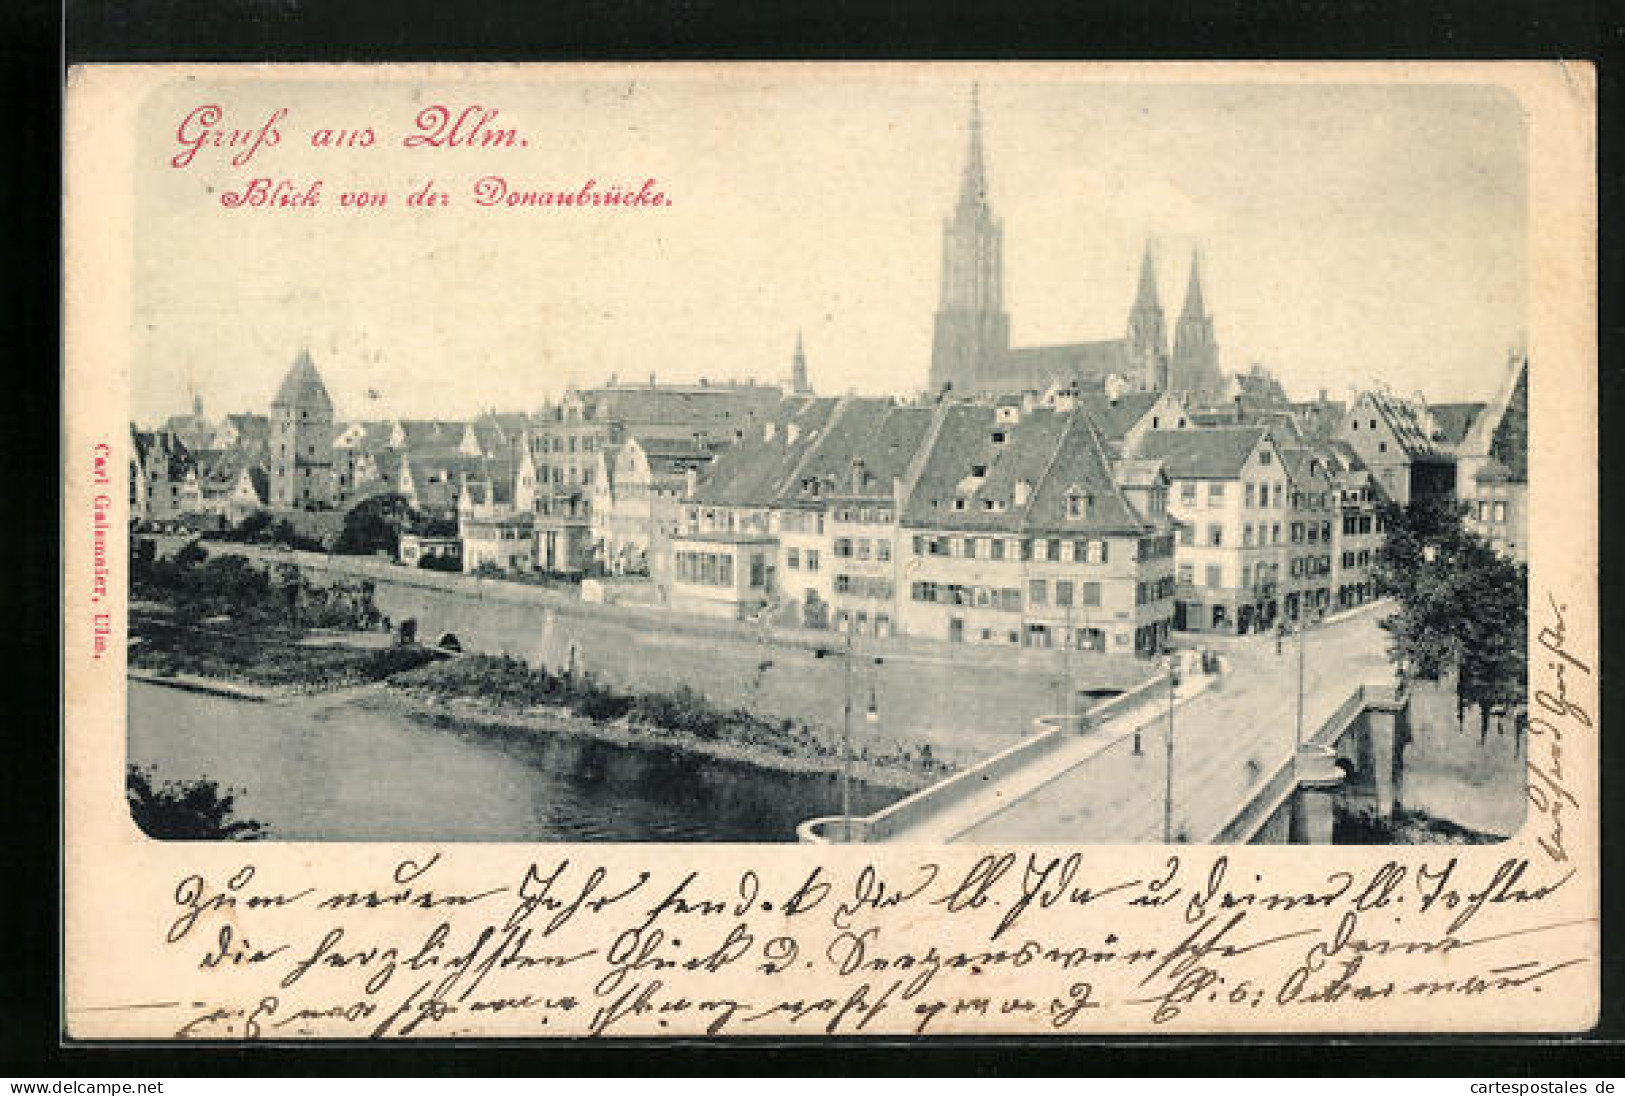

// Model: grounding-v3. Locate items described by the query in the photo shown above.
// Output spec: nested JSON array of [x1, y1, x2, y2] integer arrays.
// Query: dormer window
[[991, 431, 1008, 445], [971, 464, 987, 478], [1066, 488, 1094, 520]]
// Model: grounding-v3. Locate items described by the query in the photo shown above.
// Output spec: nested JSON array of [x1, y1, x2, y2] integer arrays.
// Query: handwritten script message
[[168, 103, 671, 210], [75, 847, 1588, 1039]]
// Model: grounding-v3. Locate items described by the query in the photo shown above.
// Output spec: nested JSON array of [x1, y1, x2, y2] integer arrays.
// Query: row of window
[[832, 506, 893, 525], [675, 550, 767, 589], [785, 547, 820, 571], [1289, 555, 1332, 578], [913, 534, 1114, 564], [1342, 513, 1380, 536], [1290, 520, 1334, 545], [911, 582, 1024, 611], [832, 537, 892, 562], [1472, 500, 1510, 524], [833, 574, 894, 600], [1182, 480, 1285, 509], [1341, 548, 1374, 569]]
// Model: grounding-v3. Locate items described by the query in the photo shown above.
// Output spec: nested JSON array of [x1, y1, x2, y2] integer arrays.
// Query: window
[[787, 547, 801, 569], [877, 540, 891, 562], [1245, 483, 1256, 508], [1493, 501, 1507, 523], [1272, 523, 1282, 544], [1259, 450, 1272, 466], [1177, 563, 1194, 584], [1067, 492, 1093, 519], [1207, 524, 1223, 547], [834, 574, 852, 594], [1029, 580, 1048, 608], [1242, 564, 1252, 588], [1243, 524, 1254, 547], [805, 550, 820, 571], [1048, 538, 1062, 562], [856, 538, 873, 561], [912, 534, 925, 556], [1178, 525, 1194, 547], [1056, 580, 1074, 607], [1081, 581, 1101, 607], [1205, 564, 1222, 588], [1208, 483, 1225, 504], [1180, 483, 1197, 504], [964, 537, 978, 560], [990, 538, 1005, 561], [749, 554, 766, 588]]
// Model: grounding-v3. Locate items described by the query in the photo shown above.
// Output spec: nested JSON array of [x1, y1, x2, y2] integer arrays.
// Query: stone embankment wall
[[196, 545, 1156, 764]]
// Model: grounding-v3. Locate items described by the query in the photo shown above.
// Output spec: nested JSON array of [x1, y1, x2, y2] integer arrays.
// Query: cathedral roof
[[272, 347, 334, 412]]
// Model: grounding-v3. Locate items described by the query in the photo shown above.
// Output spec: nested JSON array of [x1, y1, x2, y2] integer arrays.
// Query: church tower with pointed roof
[[1171, 249, 1223, 399], [928, 86, 1011, 395], [269, 345, 337, 509], [1125, 241, 1170, 391], [790, 331, 812, 395]]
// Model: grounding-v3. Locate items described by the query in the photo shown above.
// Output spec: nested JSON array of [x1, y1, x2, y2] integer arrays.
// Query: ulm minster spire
[[928, 88, 1223, 399]]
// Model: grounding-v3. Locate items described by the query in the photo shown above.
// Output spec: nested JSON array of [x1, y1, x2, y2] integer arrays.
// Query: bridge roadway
[[885, 606, 1394, 843]]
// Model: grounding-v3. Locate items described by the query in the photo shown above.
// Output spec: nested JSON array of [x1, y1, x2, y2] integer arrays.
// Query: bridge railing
[[806, 668, 1173, 843]]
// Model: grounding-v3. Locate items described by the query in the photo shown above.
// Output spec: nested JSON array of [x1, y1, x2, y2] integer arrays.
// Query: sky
[[130, 71, 1528, 426]]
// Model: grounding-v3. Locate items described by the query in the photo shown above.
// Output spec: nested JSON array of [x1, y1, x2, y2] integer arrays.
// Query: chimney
[[786, 423, 801, 445], [1014, 479, 1032, 507]]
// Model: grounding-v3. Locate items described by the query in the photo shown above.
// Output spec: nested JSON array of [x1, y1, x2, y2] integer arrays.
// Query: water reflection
[[128, 680, 902, 842]]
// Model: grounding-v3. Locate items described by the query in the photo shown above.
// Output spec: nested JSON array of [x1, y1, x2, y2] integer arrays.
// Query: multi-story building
[[898, 402, 1175, 654], [667, 396, 841, 620], [591, 433, 717, 578], [130, 428, 202, 521], [1280, 447, 1337, 621], [1443, 351, 1528, 563], [1135, 425, 1290, 635], [268, 347, 338, 510], [1324, 442, 1384, 610], [1336, 390, 1458, 506]]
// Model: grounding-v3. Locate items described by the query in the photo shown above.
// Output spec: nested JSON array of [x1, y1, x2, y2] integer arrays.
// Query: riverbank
[[365, 686, 931, 794]]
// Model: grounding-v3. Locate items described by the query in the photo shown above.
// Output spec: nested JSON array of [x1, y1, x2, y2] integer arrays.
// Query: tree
[[333, 492, 417, 556], [1371, 498, 1528, 740], [127, 764, 265, 840]]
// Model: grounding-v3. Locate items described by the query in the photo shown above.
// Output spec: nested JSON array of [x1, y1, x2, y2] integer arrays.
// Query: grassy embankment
[[382, 653, 951, 789], [130, 537, 441, 692]]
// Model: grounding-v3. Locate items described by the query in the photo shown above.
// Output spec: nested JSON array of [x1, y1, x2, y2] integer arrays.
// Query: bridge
[[799, 605, 1407, 845]]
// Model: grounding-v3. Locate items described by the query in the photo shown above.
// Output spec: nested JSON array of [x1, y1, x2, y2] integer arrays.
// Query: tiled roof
[[1366, 392, 1459, 459], [901, 405, 1151, 535], [581, 383, 785, 427], [131, 429, 196, 480], [1135, 426, 1268, 480], [688, 398, 840, 507], [1072, 391, 1163, 441], [272, 348, 334, 412], [1428, 402, 1486, 449]]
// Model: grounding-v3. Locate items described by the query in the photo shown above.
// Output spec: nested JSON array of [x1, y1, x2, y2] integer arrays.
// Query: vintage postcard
[[63, 62, 1598, 1038]]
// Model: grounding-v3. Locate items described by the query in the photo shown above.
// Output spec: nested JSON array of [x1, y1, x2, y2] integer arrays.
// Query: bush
[[128, 764, 264, 840], [418, 553, 462, 572]]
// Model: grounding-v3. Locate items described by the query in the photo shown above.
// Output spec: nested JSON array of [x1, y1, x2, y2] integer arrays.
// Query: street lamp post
[[1164, 648, 1180, 843], [841, 620, 853, 840]]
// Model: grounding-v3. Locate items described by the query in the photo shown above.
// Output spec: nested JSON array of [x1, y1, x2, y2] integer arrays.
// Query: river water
[[127, 680, 902, 842]]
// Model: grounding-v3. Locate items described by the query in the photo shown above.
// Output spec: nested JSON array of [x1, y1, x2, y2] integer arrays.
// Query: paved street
[[890, 603, 1397, 843]]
